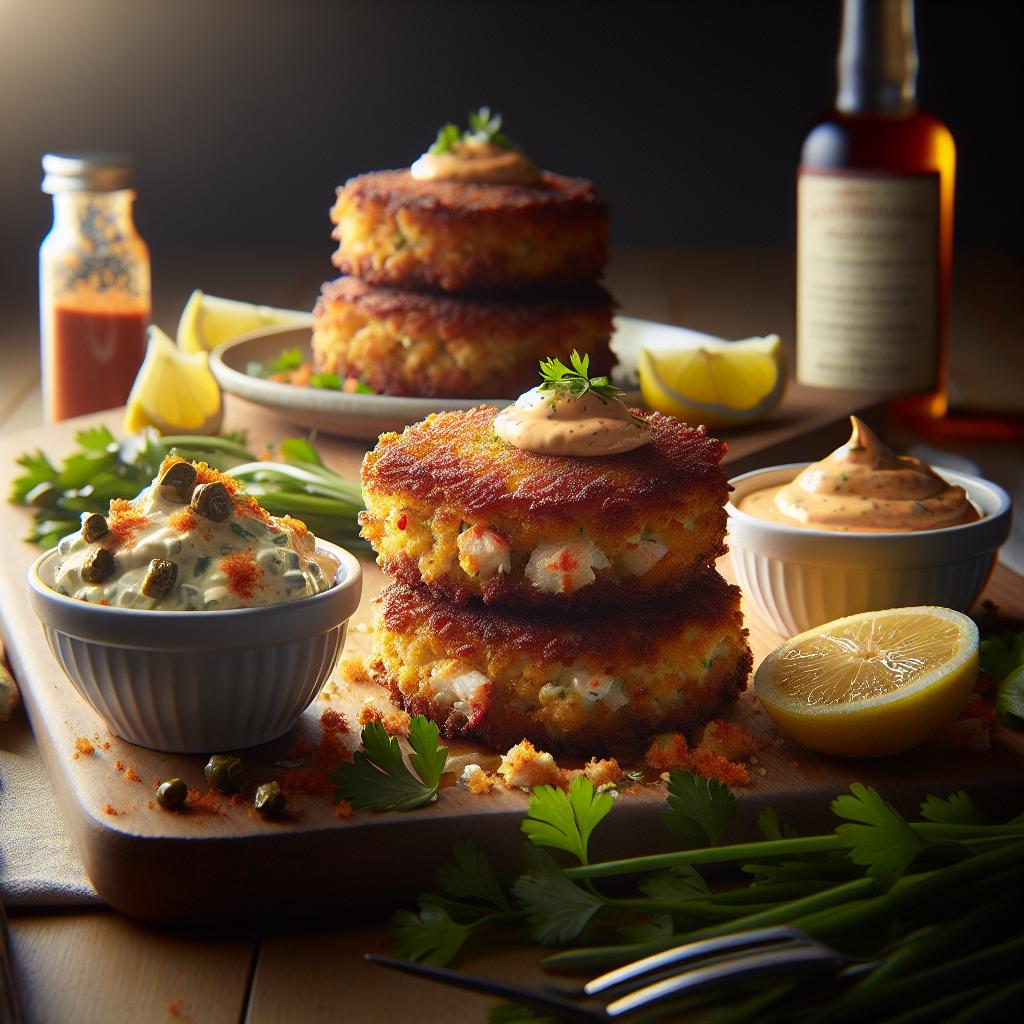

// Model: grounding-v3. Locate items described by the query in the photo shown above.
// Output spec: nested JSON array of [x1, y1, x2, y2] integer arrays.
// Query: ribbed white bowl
[[727, 465, 1012, 636], [27, 540, 362, 753]]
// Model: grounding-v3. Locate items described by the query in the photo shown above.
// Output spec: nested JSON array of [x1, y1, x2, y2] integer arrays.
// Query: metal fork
[[366, 925, 870, 1022]]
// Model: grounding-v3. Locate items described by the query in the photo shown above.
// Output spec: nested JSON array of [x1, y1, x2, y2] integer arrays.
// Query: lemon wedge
[[177, 290, 313, 353], [124, 326, 223, 435], [638, 335, 785, 428], [754, 607, 979, 758]]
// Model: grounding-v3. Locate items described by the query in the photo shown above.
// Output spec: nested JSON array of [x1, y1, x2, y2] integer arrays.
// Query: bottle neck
[[836, 0, 918, 114]]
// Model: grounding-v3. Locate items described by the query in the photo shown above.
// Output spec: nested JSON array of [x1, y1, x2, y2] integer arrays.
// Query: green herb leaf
[[537, 350, 631, 407], [996, 665, 1024, 732], [266, 347, 304, 375], [758, 806, 800, 841], [389, 903, 479, 965], [832, 783, 927, 890], [521, 777, 614, 866], [332, 715, 448, 812], [512, 849, 603, 944], [437, 838, 511, 912], [309, 372, 342, 390], [428, 122, 461, 156], [663, 770, 736, 848], [979, 632, 1024, 680], [279, 436, 324, 467], [9, 451, 58, 504], [920, 791, 987, 826], [637, 866, 709, 902]]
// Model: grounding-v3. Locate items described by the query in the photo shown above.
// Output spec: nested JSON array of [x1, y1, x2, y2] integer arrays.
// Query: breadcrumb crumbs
[[124, 766, 141, 783], [498, 739, 563, 790], [644, 733, 690, 771], [583, 757, 622, 788], [186, 788, 224, 814], [690, 749, 751, 786], [102, 803, 121, 816], [114, 760, 125, 772], [459, 764, 495, 794], [334, 799, 354, 819], [280, 708, 354, 801], [74, 737, 95, 756], [698, 720, 764, 761], [358, 702, 410, 736]]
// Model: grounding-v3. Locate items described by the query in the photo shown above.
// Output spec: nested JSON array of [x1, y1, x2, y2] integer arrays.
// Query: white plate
[[210, 326, 513, 440], [209, 316, 691, 440]]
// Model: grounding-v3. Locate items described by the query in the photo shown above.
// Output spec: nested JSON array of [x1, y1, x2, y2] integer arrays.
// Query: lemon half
[[124, 326, 223, 435], [638, 335, 785, 428], [177, 290, 313, 353], [754, 607, 979, 758]]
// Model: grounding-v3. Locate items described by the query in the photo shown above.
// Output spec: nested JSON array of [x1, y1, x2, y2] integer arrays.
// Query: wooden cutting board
[[1, 393, 1021, 925]]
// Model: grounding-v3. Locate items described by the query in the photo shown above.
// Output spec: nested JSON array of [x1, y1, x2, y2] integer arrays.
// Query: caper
[[141, 558, 178, 600], [191, 482, 232, 522], [204, 754, 243, 794], [81, 546, 115, 584], [156, 777, 188, 810], [253, 781, 287, 818], [158, 461, 198, 504], [80, 512, 109, 543], [25, 481, 60, 507]]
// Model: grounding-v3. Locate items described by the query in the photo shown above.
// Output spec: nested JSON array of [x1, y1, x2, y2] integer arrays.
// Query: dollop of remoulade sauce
[[494, 386, 652, 457], [410, 138, 540, 185], [739, 416, 981, 533]]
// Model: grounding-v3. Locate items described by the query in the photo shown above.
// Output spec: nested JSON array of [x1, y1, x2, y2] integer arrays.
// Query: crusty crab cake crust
[[372, 575, 752, 756], [330, 169, 607, 292], [359, 406, 729, 608], [312, 277, 614, 399]]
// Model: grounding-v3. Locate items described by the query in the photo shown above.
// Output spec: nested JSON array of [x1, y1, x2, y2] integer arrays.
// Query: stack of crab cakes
[[312, 126, 615, 398], [360, 407, 752, 756]]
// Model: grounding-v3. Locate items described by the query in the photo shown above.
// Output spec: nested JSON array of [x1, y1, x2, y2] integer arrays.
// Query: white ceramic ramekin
[[726, 464, 1012, 636], [27, 539, 362, 753]]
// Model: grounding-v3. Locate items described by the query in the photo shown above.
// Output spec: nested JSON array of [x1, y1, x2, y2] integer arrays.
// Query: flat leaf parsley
[[537, 350, 627, 405], [332, 715, 448, 812]]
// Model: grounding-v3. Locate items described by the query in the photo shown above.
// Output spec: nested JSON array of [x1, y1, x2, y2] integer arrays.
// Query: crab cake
[[312, 277, 614, 399], [330, 170, 607, 292], [372, 574, 751, 755], [359, 407, 729, 609]]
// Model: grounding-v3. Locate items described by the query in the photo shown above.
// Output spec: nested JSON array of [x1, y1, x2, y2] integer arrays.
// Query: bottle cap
[[41, 152, 136, 194]]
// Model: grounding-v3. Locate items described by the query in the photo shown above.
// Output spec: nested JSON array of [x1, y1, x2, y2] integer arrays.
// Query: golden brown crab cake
[[371, 575, 751, 756], [312, 278, 614, 399], [359, 406, 729, 609], [330, 170, 607, 292]]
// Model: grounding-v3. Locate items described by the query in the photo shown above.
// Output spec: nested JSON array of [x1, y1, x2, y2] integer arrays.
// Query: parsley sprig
[[429, 106, 520, 156], [537, 350, 628, 406], [332, 716, 448, 812], [390, 773, 1024, 1021]]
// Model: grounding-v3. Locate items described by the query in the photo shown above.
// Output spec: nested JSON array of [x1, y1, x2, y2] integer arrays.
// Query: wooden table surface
[[2, 246, 1023, 1024]]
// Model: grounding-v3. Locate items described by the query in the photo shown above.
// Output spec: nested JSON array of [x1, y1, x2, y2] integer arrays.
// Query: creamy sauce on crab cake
[[494, 386, 651, 457], [740, 417, 981, 533], [410, 138, 540, 185]]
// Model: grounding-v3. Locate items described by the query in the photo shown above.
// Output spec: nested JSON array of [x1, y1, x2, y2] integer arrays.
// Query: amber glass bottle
[[797, 0, 955, 420]]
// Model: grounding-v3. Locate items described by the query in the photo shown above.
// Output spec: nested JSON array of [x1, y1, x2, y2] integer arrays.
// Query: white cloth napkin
[[0, 705, 100, 907]]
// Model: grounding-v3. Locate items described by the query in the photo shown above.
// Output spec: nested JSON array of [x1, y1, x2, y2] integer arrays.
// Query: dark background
[[1, 0, 1020, 314]]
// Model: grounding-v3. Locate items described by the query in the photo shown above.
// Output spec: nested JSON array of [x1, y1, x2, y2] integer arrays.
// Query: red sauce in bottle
[[48, 303, 147, 421]]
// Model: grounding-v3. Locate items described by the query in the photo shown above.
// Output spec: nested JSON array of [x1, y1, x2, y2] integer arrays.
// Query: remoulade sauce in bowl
[[726, 419, 1011, 635]]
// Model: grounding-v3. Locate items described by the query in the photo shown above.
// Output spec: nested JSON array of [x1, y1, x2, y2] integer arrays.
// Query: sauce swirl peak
[[739, 416, 981, 532], [494, 386, 651, 457], [411, 138, 540, 185]]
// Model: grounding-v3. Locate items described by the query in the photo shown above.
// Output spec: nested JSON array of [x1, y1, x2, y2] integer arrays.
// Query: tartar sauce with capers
[[52, 457, 338, 610]]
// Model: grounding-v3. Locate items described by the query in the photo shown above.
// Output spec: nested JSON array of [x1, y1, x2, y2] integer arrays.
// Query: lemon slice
[[124, 326, 223, 435], [755, 607, 979, 758], [638, 335, 785, 428], [177, 290, 313, 353]]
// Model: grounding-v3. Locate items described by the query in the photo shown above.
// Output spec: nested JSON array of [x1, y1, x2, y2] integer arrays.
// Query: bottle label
[[797, 171, 939, 394]]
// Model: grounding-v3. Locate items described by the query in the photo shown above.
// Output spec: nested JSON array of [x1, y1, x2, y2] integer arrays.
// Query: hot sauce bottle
[[40, 153, 150, 422], [797, 0, 955, 421]]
